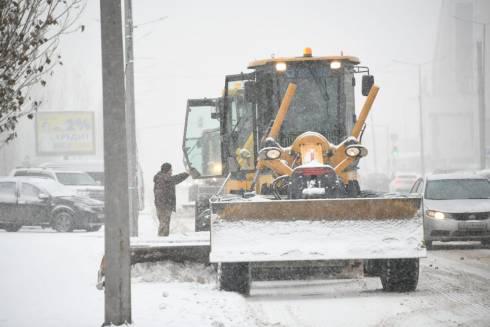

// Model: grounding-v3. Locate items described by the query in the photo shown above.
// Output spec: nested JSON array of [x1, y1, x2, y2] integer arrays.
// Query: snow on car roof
[[12, 167, 89, 174], [426, 173, 488, 181]]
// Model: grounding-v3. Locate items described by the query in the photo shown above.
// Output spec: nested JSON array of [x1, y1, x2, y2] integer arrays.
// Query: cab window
[[226, 81, 255, 170], [0, 182, 17, 202], [20, 183, 41, 201], [183, 99, 222, 177]]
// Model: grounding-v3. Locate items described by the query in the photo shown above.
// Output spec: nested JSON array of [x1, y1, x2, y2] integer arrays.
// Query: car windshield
[[28, 179, 76, 197], [425, 179, 490, 200], [55, 172, 97, 186]]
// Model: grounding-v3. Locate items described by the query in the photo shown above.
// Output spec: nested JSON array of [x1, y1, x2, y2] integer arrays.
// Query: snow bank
[[130, 261, 267, 327], [132, 261, 215, 284]]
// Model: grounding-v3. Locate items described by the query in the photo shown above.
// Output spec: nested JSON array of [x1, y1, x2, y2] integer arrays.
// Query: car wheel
[[380, 258, 419, 292], [87, 226, 101, 232], [425, 240, 433, 250], [5, 224, 22, 232], [52, 211, 74, 232]]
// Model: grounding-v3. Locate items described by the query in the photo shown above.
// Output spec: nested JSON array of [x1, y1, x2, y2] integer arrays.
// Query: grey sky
[[130, 0, 441, 178]]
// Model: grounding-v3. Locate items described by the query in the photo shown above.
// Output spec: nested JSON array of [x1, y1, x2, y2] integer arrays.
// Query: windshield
[[28, 179, 75, 197], [425, 179, 490, 200], [55, 172, 97, 186], [276, 62, 353, 145]]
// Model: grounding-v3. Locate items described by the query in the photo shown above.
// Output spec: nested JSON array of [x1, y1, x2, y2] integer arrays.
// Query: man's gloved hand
[[189, 167, 201, 178]]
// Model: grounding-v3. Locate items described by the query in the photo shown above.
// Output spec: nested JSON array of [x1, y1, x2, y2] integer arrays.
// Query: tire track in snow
[[420, 251, 490, 318]]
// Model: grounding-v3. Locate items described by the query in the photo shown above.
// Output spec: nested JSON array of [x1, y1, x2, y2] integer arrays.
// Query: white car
[[410, 173, 490, 249], [10, 168, 104, 202], [389, 172, 420, 193]]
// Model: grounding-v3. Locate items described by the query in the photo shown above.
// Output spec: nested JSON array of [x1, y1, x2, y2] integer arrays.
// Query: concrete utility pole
[[124, 0, 139, 236], [100, 0, 132, 325], [454, 16, 488, 169]]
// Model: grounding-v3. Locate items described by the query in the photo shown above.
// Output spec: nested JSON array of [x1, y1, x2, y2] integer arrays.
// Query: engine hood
[[424, 199, 490, 214], [54, 195, 104, 207], [65, 185, 104, 191]]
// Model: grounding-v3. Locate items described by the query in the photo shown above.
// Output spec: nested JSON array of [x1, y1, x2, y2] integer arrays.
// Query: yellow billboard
[[36, 111, 95, 155]]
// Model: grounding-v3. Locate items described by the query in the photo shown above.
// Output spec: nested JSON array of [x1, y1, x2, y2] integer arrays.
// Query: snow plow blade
[[130, 234, 210, 264], [210, 197, 425, 263]]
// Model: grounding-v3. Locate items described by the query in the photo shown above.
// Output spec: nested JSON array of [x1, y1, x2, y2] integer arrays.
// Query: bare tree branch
[[0, 0, 86, 145]]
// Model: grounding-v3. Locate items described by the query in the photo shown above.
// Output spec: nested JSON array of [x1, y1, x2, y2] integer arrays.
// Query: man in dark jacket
[[154, 162, 199, 236]]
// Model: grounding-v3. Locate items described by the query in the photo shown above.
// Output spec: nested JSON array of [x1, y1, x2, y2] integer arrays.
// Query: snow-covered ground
[[1, 208, 490, 326]]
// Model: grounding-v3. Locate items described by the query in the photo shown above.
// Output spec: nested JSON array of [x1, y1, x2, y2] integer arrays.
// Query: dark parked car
[[0, 177, 104, 232]]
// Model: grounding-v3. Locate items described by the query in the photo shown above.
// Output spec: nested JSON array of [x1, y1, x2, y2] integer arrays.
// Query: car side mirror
[[362, 75, 374, 96], [38, 193, 49, 200]]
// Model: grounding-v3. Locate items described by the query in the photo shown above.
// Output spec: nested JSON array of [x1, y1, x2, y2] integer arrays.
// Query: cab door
[[18, 182, 51, 225], [183, 98, 222, 178], [0, 181, 18, 224], [222, 73, 257, 173]]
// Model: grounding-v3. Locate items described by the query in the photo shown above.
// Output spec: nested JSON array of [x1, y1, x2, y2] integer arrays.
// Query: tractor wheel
[[219, 262, 251, 295], [346, 180, 361, 197], [380, 258, 419, 292], [52, 211, 74, 232], [5, 224, 22, 232]]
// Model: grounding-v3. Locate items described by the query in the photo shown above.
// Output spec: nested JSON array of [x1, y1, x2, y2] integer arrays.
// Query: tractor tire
[[380, 258, 419, 292], [219, 262, 251, 295], [52, 211, 74, 232], [346, 180, 361, 197], [5, 224, 22, 232]]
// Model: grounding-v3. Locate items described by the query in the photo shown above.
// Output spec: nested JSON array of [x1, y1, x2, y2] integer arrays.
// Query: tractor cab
[[183, 49, 375, 185]]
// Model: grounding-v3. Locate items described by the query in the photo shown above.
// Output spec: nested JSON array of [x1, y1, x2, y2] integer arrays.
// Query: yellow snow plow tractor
[[183, 48, 425, 295]]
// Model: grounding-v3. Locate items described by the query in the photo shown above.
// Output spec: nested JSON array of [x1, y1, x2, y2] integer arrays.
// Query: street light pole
[[417, 64, 426, 176], [478, 24, 486, 169], [393, 60, 431, 176]]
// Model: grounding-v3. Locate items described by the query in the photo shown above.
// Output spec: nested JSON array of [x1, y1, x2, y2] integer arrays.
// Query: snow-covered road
[[1, 210, 489, 326]]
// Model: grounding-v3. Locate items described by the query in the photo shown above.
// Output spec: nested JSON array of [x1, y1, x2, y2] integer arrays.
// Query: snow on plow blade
[[210, 197, 426, 263], [130, 234, 210, 264]]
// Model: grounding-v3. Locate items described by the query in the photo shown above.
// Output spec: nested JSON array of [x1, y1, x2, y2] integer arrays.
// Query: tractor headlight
[[260, 147, 282, 160], [275, 62, 287, 72], [265, 148, 281, 160], [345, 145, 368, 158], [345, 146, 361, 157], [330, 61, 342, 69], [426, 210, 445, 219]]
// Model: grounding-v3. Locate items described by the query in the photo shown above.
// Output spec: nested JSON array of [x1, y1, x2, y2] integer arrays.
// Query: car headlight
[[425, 210, 445, 219]]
